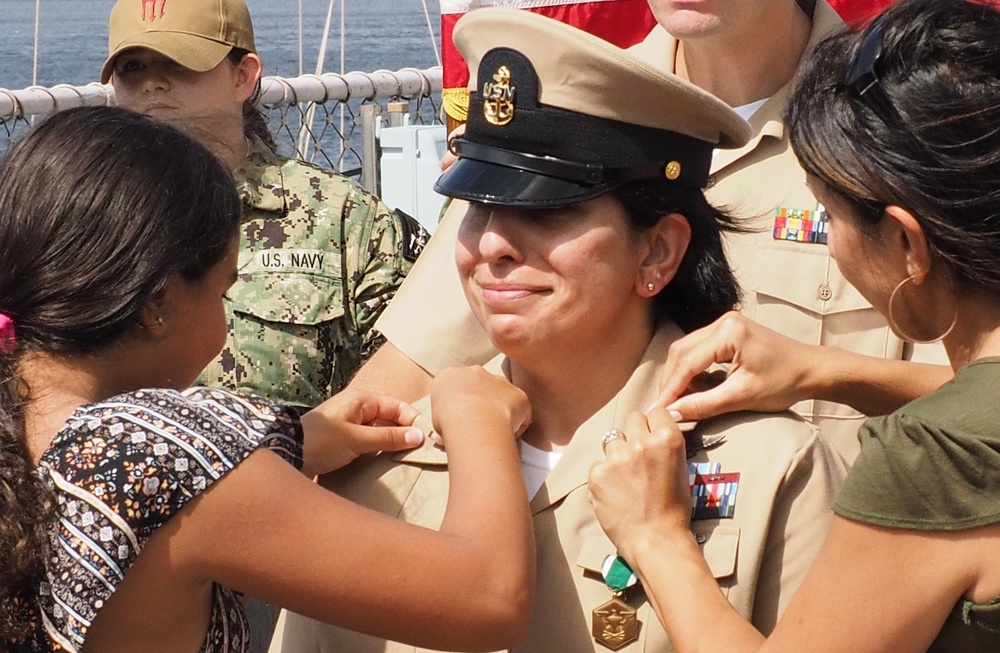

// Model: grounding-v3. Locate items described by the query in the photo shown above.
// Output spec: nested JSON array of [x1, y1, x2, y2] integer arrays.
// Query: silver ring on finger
[[600, 428, 626, 454]]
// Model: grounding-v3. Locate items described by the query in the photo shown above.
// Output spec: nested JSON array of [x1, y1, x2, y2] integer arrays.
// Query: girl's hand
[[430, 366, 531, 443], [440, 123, 467, 171], [300, 390, 424, 478]]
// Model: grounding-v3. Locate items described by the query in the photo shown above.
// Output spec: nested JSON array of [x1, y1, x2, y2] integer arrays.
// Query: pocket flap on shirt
[[228, 270, 345, 325], [752, 242, 871, 316], [576, 534, 618, 575], [693, 523, 740, 579]]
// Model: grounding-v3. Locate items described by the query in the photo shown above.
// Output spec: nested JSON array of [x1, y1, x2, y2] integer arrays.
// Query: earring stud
[[646, 282, 656, 292]]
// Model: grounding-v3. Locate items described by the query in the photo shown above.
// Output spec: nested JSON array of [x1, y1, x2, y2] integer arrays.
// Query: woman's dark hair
[[0, 105, 242, 641], [228, 48, 278, 154], [787, 0, 1000, 293], [614, 179, 743, 333]]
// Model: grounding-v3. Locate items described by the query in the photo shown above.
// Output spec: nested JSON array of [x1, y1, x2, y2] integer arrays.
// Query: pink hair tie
[[0, 313, 16, 354]]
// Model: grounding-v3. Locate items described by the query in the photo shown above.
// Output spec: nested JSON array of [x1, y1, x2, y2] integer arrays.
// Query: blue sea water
[[0, 0, 443, 90]]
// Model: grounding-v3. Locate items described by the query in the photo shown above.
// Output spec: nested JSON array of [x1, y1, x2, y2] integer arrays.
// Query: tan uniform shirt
[[270, 325, 847, 653], [375, 1, 945, 462]]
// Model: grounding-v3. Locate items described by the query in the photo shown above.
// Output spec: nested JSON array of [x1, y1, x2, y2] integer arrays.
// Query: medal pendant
[[592, 596, 639, 650]]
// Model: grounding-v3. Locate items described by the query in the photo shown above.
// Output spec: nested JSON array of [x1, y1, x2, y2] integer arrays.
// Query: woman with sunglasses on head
[[589, 1, 1000, 651], [0, 105, 535, 653]]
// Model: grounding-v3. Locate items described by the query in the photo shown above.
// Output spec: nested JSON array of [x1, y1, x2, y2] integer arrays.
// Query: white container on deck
[[378, 119, 448, 235]]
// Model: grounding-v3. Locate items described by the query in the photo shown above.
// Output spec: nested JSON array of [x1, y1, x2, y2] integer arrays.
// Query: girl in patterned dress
[[0, 106, 534, 653]]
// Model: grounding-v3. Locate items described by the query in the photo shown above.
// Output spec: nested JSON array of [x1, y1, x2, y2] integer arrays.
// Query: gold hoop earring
[[887, 274, 957, 344]]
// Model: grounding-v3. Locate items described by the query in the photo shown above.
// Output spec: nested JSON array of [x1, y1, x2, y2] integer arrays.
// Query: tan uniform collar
[[396, 322, 695, 514], [713, 0, 844, 172]]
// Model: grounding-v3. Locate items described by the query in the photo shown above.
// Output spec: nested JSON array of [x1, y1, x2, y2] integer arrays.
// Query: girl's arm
[[172, 366, 536, 651]]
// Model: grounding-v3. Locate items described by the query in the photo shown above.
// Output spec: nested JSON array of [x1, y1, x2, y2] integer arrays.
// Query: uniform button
[[705, 175, 716, 189], [818, 284, 833, 301]]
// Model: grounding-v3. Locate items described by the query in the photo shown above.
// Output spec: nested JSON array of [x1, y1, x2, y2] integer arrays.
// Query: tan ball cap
[[434, 8, 752, 207], [102, 0, 256, 84]]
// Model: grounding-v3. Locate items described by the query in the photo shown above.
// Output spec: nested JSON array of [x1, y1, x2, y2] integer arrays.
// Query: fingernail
[[430, 431, 443, 445], [404, 428, 425, 445], [668, 410, 683, 422]]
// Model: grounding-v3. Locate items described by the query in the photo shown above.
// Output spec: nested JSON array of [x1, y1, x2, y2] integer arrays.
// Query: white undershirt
[[520, 440, 563, 499], [733, 97, 768, 121]]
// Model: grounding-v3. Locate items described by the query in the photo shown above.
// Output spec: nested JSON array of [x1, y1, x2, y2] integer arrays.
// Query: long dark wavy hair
[[787, 0, 1000, 294], [0, 105, 242, 642]]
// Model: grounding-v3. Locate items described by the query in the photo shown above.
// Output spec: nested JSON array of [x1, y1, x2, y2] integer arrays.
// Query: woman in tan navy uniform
[[357, 0, 949, 464], [271, 9, 845, 653]]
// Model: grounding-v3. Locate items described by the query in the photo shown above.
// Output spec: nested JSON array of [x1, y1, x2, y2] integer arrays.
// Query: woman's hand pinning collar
[[653, 311, 815, 422]]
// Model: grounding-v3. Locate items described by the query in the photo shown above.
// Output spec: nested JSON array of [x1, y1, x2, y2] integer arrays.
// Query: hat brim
[[433, 157, 615, 208], [101, 32, 233, 83]]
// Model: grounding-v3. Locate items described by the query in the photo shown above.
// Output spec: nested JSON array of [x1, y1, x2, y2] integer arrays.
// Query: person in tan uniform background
[[351, 0, 947, 464], [271, 9, 846, 653]]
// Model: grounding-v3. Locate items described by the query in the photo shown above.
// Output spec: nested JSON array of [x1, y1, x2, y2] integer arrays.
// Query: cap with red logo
[[101, 0, 256, 83]]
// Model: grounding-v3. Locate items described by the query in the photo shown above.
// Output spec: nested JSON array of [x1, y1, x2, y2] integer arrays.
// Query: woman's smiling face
[[455, 195, 652, 359]]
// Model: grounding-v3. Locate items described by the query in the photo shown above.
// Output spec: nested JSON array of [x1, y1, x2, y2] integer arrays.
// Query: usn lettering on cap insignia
[[483, 65, 516, 126]]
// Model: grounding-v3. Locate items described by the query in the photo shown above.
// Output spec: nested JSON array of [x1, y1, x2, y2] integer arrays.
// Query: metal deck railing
[[0, 66, 443, 183]]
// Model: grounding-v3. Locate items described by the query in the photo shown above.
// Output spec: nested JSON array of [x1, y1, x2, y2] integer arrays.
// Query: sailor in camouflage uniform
[[103, 0, 428, 412], [195, 138, 426, 410]]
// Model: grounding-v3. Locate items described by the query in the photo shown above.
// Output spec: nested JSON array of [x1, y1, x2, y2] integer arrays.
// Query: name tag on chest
[[241, 249, 341, 275]]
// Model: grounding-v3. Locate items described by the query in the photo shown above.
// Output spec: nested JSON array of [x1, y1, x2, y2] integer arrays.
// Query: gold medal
[[592, 595, 639, 650]]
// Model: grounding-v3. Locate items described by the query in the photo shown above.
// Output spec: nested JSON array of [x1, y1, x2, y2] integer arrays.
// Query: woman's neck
[[512, 315, 654, 451], [171, 113, 248, 172], [675, 1, 811, 108], [944, 293, 1000, 370]]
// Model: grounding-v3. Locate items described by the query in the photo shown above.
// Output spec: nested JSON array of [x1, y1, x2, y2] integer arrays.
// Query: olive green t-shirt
[[835, 357, 1000, 652]]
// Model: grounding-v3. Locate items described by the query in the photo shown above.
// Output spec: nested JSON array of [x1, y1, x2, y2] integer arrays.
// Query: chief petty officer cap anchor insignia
[[434, 7, 752, 208]]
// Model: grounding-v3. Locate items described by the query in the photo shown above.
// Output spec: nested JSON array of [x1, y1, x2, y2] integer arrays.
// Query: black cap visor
[[433, 138, 673, 207], [434, 157, 616, 208]]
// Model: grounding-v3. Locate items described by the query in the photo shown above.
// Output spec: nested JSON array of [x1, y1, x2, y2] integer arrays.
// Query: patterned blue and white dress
[[23, 387, 303, 653]]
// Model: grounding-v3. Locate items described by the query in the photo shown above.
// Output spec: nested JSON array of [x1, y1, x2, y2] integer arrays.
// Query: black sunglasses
[[844, 15, 898, 123]]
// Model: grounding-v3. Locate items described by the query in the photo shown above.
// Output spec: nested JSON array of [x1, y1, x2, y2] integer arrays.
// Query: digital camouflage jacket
[[196, 139, 428, 411]]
